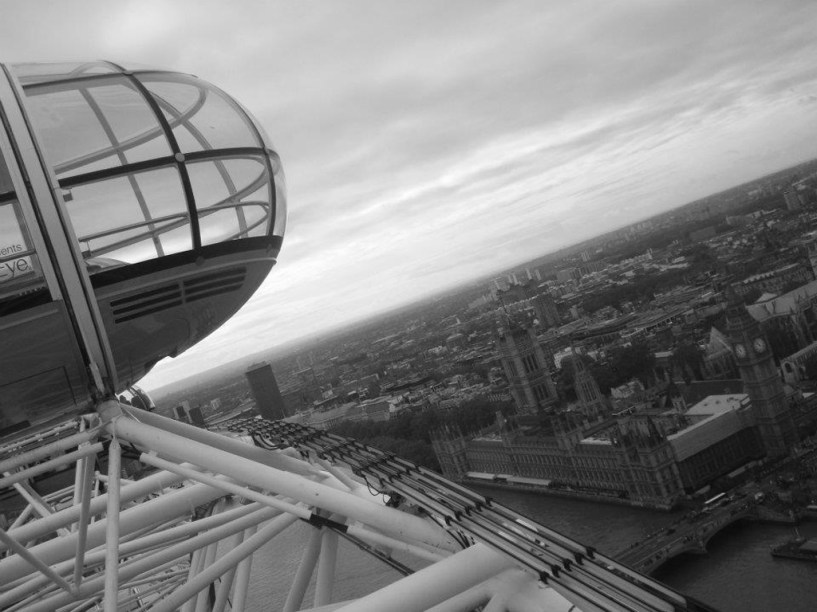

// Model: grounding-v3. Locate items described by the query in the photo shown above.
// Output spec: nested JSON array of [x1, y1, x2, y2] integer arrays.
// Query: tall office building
[[532, 292, 560, 330], [187, 406, 206, 427], [245, 362, 288, 420], [172, 400, 191, 423], [784, 189, 802, 212]]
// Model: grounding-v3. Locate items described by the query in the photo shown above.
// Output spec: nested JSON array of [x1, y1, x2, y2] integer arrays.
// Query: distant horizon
[[140, 153, 814, 394]]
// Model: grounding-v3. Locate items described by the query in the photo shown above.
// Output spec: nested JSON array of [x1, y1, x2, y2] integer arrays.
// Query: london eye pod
[[0, 61, 286, 440]]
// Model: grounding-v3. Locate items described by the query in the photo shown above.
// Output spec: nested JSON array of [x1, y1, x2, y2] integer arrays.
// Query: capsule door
[[0, 95, 99, 440]]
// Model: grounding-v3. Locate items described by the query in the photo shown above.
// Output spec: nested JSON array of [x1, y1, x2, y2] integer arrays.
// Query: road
[[617, 498, 756, 574]]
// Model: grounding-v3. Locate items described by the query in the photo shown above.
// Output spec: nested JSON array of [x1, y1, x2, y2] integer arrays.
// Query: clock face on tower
[[753, 337, 767, 353], [734, 343, 747, 358]]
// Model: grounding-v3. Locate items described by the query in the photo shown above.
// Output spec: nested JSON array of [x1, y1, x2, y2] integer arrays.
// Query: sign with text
[[0, 243, 36, 284]]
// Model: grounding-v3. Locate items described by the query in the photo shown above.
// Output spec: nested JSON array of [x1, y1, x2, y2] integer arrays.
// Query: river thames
[[247, 486, 817, 611]]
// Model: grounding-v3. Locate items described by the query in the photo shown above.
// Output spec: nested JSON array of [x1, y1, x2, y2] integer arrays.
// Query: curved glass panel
[[142, 74, 262, 152], [22, 75, 171, 179], [11, 62, 285, 275], [0, 150, 12, 197], [188, 156, 272, 244], [67, 167, 190, 267], [270, 151, 287, 238], [11, 61, 118, 86]]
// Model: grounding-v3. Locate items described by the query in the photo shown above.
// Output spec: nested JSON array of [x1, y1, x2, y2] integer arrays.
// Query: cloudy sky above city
[[4, 1, 817, 389]]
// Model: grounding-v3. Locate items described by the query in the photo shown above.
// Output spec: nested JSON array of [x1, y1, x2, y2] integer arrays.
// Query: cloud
[[4, 1, 817, 389]]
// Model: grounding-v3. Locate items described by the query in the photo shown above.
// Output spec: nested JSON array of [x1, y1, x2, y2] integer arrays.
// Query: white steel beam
[[333, 543, 515, 612], [117, 578, 182, 611], [0, 528, 74, 595], [118, 568, 188, 590], [71, 417, 90, 514], [315, 456, 362, 491], [211, 528, 245, 612], [10, 505, 33, 529], [0, 480, 229, 584], [3, 468, 186, 550], [151, 511, 300, 612], [425, 580, 491, 612], [0, 421, 81, 459], [194, 518, 220, 612], [103, 437, 121, 612], [139, 453, 312, 520], [73, 449, 96, 587], [0, 502, 264, 608], [315, 528, 339, 607], [0, 443, 104, 490], [501, 573, 580, 612], [15, 505, 282, 612], [0, 565, 56, 607], [96, 473, 135, 486], [299, 604, 355, 612], [120, 405, 320, 476], [478, 571, 570, 612], [346, 523, 447, 563], [180, 549, 205, 612], [9, 482, 62, 527], [110, 415, 456, 552], [229, 526, 257, 612], [426, 570, 577, 612], [112, 503, 264, 561], [483, 592, 509, 612], [283, 526, 323, 612]]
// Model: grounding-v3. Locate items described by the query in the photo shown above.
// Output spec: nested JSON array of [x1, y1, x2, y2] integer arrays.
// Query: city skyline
[[3, 1, 817, 390]]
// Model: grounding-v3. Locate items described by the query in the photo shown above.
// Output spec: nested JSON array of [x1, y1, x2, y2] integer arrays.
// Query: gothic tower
[[430, 426, 469, 480], [808, 239, 817, 280], [726, 295, 797, 458], [570, 349, 607, 419], [495, 321, 558, 415]]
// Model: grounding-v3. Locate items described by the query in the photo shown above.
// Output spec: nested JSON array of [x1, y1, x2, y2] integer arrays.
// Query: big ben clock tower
[[726, 294, 797, 457]]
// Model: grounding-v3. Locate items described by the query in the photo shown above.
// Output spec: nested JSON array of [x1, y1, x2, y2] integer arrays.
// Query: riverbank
[[244, 483, 817, 612], [463, 477, 677, 510], [654, 520, 817, 612], [471, 485, 817, 612]]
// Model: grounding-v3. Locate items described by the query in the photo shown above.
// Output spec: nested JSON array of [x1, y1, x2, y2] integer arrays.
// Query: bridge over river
[[616, 500, 757, 574]]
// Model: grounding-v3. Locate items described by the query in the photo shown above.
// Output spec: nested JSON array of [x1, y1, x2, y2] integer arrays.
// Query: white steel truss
[[0, 400, 714, 612]]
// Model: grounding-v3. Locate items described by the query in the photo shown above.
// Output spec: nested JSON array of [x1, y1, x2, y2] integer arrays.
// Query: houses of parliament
[[432, 295, 814, 509]]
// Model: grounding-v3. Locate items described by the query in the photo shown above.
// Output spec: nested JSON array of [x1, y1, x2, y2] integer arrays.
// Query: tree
[[329, 397, 512, 472], [408, 409, 441, 443], [607, 341, 656, 388], [589, 363, 617, 395], [672, 341, 705, 384], [685, 244, 719, 274]]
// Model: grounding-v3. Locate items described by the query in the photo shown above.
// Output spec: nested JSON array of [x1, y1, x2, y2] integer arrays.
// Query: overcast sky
[[4, 1, 817, 390]]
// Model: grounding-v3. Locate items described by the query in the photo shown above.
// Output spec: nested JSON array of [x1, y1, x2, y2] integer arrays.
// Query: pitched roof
[[746, 279, 817, 322], [677, 379, 744, 405]]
